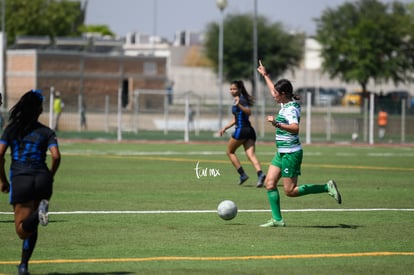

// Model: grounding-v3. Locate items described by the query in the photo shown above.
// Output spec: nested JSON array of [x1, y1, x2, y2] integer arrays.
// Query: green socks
[[267, 189, 283, 221], [267, 184, 328, 221], [298, 184, 328, 196]]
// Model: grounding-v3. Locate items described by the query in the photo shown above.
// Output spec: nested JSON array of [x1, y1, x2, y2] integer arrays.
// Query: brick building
[[5, 49, 168, 112]]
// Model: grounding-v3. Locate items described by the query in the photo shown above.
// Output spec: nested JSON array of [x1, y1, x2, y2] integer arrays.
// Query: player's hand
[[0, 181, 10, 193], [233, 97, 240, 106], [219, 128, 226, 136], [267, 116, 280, 128], [257, 59, 267, 76]]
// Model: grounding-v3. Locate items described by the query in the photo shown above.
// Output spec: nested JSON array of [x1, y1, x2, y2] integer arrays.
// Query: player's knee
[[264, 179, 275, 190], [284, 188, 296, 197], [226, 150, 235, 157], [16, 228, 29, 240]]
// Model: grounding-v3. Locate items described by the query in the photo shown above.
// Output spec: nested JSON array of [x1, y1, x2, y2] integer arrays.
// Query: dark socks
[[19, 209, 40, 270], [20, 231, 38, 267], [22, 210, 39, 233], [257, 170, 263, 177], [237, 166, 246, 176]]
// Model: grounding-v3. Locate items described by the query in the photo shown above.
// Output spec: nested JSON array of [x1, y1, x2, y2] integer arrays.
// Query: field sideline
[[2, 207, 414, 215], [1, 251, 413, 266], [0, 141, 413, 274]]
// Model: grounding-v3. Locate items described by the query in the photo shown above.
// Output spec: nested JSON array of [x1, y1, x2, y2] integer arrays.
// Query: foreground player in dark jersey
[[219, 80, 266, 187], [0, 89, 61, 275]]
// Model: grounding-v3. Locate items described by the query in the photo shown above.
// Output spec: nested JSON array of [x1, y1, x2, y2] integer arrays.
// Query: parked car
[[332, 87, 346, 97], [316, 88, 343, 106], [295, 86, 343, 106], [342, 91, 362, 106]]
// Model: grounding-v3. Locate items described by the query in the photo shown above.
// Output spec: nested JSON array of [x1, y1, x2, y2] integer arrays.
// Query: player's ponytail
[[292, 93, 300, 101]]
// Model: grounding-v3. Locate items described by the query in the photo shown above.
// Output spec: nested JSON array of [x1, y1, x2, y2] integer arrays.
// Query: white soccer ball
[[217, 200, 238, 220]]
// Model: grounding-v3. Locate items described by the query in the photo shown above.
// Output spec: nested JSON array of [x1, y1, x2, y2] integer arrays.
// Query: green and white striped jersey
[[274, 101, 302, 153]]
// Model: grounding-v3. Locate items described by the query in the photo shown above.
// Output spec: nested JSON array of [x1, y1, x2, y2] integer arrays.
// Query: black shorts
[[10, 172, 53, 204], [232, 127, 257, 141]]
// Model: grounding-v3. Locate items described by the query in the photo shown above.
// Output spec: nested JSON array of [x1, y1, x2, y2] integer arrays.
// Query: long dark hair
[[274, 79, 300, 101], [231, 80, 254, 106], [7, 89, 44, 139]]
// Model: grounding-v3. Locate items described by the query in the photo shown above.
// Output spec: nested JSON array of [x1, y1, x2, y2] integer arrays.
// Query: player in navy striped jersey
[[0, 90, 61, 275], [257, 61, 341, 227], [219, 80, 266, 187]]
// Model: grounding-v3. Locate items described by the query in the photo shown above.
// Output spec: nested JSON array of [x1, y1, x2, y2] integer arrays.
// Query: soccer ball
[[217, 200, 238, 220]]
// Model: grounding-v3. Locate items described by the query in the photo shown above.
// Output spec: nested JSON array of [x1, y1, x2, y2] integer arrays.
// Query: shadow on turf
[[303, 224, 360, 229], [222, 223, 360, 228], [46, 272, 134, 275]]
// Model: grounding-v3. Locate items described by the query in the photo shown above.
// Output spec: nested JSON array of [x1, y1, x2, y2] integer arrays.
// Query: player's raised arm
[[257, 60, 277, 97]]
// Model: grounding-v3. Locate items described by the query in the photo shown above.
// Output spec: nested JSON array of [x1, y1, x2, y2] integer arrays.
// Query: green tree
[[315, 0, 414, 93], [3, 0, 86, 46], [78, 25, 115, 37], [204, 14, 304, 88]]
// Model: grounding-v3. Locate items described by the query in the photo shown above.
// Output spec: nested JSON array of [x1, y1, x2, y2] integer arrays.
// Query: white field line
[[61, 150, 414, 157], [1, 208, 413, 215]]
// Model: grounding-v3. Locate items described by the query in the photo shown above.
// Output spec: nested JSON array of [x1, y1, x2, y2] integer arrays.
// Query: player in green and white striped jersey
[[257, 61, 342, 228]]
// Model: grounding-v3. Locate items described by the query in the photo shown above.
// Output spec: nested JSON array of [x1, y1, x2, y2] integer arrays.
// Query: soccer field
[[0, 141, 413, 274]]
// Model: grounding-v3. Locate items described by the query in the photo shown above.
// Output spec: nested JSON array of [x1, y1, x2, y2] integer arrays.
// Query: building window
[[144, 62, 157, 75]]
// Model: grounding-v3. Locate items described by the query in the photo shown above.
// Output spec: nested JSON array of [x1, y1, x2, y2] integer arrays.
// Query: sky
[[84, 0, 412, 41]]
